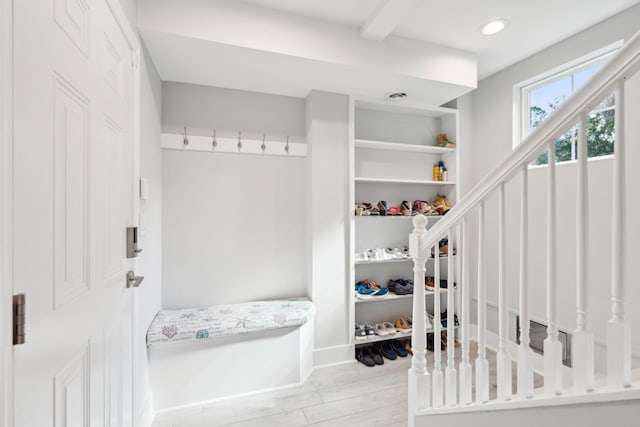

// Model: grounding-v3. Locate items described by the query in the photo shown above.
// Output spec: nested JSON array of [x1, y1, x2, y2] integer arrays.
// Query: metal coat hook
[[212, 130, 217, 149], [182, 127, 189, 146], [285, 136, 290, 154], [261, 133, 266, 152], [237, 132, 243, 150]]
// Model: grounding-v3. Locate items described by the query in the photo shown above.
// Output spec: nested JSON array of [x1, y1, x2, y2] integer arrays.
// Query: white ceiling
[[239, 0, 640, 79]]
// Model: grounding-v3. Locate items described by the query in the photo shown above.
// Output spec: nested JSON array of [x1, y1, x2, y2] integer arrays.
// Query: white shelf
[[355, 256, 456, 265], [354, 326, 458, 346], [355, 177, 455, 185], [354, 215, 444, 220], [355, 258, 411, 265], [355, 289, 451, 304], [355, 139, 455, 154]]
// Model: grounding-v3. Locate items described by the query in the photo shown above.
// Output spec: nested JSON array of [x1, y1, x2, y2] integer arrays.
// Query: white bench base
[[149, 318, 314, 414]]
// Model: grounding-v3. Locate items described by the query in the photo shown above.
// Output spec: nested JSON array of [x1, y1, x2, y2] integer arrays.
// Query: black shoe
[[390, 339, 408, 357], [375, 342, 398, 360], [355, 348, 375, 367], [427, 333, 446, 352], [441, 311, 460, 328], [367, 346, 384, 365]]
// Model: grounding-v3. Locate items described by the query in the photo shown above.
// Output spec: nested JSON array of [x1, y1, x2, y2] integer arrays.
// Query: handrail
[[419, 28, 640, 253]]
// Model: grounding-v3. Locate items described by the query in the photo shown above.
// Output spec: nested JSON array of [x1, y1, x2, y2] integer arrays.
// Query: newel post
[[408, 214, 430, 426]]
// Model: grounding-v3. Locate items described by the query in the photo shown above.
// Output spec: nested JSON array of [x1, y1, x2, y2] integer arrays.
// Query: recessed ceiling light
[[481, 19, 508, 35]]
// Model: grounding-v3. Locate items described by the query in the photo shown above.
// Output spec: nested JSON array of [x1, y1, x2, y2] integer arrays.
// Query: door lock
[[126, 226, 143, 258], [126, 271, 144, 288]]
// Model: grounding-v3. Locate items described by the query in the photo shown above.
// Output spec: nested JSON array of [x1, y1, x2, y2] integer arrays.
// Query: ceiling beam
[[360, 0, 421, 41]]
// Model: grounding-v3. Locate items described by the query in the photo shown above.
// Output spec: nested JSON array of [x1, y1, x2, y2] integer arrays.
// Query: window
[[515, 44, 620, 165]]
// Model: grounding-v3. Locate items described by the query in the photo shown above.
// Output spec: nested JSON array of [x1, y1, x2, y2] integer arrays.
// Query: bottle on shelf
[[433, 163, 440, 181], [437, 161, 445, 181]]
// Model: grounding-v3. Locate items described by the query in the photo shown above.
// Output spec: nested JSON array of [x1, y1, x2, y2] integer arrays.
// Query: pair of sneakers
[[355, 280, 388, 300], [388, 278, 413, 295], [354, 323, 375, 340], [375, 340, 408, 361]]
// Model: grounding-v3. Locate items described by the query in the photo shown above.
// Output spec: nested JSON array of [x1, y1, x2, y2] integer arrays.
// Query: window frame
[[512, 41, 623, 155]]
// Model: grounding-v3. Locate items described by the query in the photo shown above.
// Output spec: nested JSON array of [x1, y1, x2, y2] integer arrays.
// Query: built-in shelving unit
[[348, 95, 461, 350]]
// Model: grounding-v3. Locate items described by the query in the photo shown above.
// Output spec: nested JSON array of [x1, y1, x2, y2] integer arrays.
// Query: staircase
[[407, 29, 640, 426]]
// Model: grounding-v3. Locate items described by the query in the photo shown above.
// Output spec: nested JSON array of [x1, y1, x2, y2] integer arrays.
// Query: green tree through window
[[530, 93, 615, 165], [520, 51, 617, 165]]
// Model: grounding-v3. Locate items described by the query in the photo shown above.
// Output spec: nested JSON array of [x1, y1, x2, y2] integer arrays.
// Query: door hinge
[[13, 293, 25, 346]]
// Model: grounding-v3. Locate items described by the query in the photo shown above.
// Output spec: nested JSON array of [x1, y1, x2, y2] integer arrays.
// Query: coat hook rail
[[160, 131, 307, 158]]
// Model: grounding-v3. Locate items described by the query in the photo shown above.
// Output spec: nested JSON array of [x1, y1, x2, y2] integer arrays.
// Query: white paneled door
[[12, 0, 137, 425]]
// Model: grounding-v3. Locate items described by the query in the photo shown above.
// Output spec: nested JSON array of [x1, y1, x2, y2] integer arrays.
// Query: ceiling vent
[[384, 92, 407, 101]]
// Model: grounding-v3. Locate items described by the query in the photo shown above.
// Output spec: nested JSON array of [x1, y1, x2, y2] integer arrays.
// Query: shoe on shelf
[[441, 311, 459, 328], [355, 250, 369, 262], [382, 321, 397, 335], [430, 238, 456, 257], [390, 339, 408, 357], [387, 206, 402, 216], [374, 342, 398, 360], [389, 279, 413, 295], [364, 324, 375, 337], [433, 193, 452, 215], [355, 280, 389, 299], [394, 318, 412, 333], [377, 201, 388, 216], [354, 204, 369, 216], [425, 277, 454, 290], [426, 332, 446, 352], [355, 324, 367, 340], [368, 346, 385, 365], [355, 347, 375, 367], [401, 200, 412, 216], [374, 323, 389, 336], [355, 282, 375, 299], [401, 338, 413, 355], [425, 313, 433, 330]]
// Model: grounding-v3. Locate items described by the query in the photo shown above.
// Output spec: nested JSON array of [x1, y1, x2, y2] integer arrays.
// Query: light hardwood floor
[[153, 341, 542, 427]]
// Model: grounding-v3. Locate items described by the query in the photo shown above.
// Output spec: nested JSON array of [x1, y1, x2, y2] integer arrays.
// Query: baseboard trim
[[153, 378, 309, 419], [313, 343, 354, 367]]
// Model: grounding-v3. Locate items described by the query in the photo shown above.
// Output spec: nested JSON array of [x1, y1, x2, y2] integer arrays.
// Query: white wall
[[465, 4, 640, 371], [161, 83, 308, 308], [134, 42, 163, 423], [306, 91, 351, 365]]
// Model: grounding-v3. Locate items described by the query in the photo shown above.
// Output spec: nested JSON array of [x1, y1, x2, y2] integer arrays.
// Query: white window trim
[[512, 40, 623, 150]]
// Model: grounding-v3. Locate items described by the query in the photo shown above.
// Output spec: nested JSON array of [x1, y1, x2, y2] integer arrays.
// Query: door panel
[[13, 0, 135, 425]]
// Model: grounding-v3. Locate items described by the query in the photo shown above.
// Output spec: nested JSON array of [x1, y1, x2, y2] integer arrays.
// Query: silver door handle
[[126, 271, 144, 288]]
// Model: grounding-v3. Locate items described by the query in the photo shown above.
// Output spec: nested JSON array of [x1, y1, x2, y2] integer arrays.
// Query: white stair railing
[[408, 28, 640, 423]]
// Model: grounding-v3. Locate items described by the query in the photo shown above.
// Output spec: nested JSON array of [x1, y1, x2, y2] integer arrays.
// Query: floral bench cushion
[[146, 298, 315, 347]]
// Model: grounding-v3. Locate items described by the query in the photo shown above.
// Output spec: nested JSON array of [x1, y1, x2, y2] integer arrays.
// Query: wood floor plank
[[303, 385, 406, 424]]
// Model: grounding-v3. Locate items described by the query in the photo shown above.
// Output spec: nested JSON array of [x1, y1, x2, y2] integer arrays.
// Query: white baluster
[[574, 115, 595, 393], [517, 164, 534, 398], [544, 141, 563, 396], [476, 202, 490, 403], [608, 80, 632, 389], [433, 238, 444, 408], [445, 229, 457, 406], [497, 184, 512, 401], [459, 218, 473, 404], [408, 215, 431, 423]]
